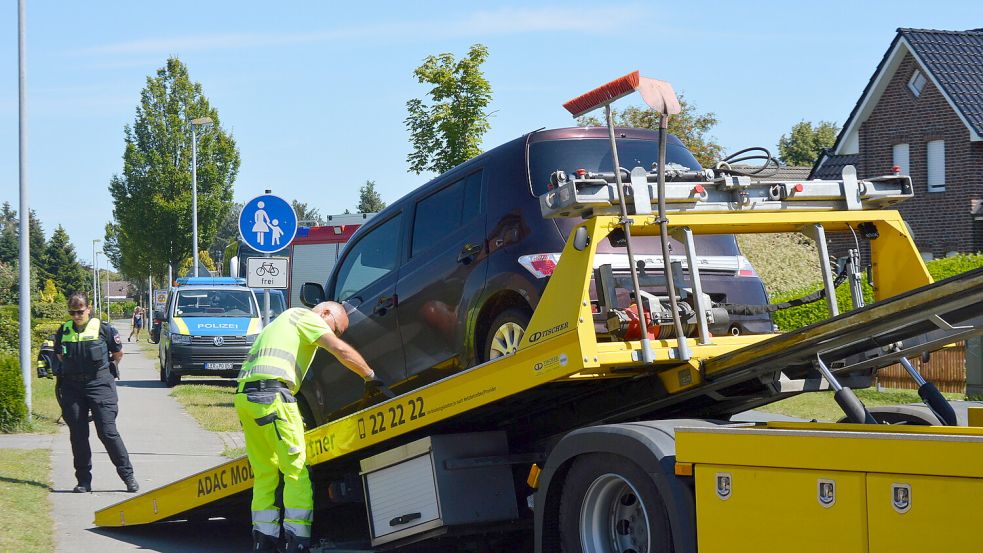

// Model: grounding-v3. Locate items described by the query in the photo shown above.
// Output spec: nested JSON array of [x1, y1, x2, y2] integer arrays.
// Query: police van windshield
[[174, 290, 258, 318]]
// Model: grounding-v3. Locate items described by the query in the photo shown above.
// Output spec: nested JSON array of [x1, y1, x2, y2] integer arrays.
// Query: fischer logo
[[528, 321, 569, 343], [197, 323, 239, 329]]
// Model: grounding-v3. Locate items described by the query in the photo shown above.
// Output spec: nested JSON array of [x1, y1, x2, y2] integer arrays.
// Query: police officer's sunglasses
[[68, 309, 86, 316]]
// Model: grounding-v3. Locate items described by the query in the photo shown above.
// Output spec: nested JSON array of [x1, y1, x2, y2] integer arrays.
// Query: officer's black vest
[[60, 318, 110, 375]]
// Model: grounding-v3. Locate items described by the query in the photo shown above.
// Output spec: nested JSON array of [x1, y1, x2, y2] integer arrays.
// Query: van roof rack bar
[[176, 277, 246, 286]]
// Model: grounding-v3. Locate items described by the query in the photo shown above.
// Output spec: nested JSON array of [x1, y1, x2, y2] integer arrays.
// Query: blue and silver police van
[[157, 277, 263, 386]]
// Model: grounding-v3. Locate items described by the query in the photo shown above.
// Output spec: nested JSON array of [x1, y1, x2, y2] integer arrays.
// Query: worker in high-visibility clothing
[[235, 301, 382, 553]]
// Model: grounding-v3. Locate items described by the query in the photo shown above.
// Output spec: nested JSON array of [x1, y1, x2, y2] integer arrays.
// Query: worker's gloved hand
[[363, 376, 396, 400]]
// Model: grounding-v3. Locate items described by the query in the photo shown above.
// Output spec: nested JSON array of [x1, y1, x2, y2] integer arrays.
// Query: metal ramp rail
[[95, 208, 981, 528]]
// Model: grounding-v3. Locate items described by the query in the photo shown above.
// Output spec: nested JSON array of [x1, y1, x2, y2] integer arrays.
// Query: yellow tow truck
[[95, 75, 983, 552]]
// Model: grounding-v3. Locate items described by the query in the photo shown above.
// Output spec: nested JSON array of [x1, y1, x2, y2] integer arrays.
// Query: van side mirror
[[300, 283, 326, 307]]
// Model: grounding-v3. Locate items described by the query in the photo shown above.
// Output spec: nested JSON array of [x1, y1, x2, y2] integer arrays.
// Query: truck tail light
[[518, 253, 561, 278]]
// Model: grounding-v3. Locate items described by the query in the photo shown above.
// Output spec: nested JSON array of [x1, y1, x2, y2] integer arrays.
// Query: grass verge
[[0, 448, 53, 552], [757, 388, 965, 422], [170, 383, 239, 432]]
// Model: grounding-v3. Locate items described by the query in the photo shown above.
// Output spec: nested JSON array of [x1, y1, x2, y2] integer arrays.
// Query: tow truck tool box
[[95, 73, 983, 552]]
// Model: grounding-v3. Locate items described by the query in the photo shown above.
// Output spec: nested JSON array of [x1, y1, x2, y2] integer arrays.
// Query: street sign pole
[[238, 191, 297, 326]]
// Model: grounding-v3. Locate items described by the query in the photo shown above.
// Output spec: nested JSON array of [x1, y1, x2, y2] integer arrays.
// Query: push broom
[[563, 72, 690, 362]]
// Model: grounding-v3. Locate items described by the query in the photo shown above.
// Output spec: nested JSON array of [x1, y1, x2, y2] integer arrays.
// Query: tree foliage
[[405, 44, 493, 175], [45, 226, 89, 297], [777, 120, 839, 166], [108, 57, 240, 284], [292, 200, 324, 226], [208, 201, 242, 267], [357, 181, 386, 213], [177, 250, 217, 277], [577, 94, 723, 168]]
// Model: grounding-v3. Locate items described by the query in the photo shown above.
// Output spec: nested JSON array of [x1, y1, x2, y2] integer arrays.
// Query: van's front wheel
[[482, 308, 530, 362]]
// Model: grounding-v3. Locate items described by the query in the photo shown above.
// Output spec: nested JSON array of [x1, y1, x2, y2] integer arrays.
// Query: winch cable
[[723, 261, 850, 315]]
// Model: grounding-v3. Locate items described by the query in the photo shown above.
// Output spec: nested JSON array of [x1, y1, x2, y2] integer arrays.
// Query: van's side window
[[412, 170, 483, 258], [333, 214, 402, 301]]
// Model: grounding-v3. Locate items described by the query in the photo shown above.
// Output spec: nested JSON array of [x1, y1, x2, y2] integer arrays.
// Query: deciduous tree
[[292, 201, 324, 225], [777, 121, 839, 166], [108, 57, 240, 282], [406, 44, 492, 175], [356, 181, 386, 213]]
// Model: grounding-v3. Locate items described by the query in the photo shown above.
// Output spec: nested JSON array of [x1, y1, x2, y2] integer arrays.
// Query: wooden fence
[[874, 342, 966, 394]]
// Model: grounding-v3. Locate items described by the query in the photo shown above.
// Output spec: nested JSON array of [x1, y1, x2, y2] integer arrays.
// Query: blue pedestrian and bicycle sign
[[238, 193, 298, 253]]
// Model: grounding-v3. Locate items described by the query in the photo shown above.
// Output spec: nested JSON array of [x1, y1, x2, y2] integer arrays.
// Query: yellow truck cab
[[156, 277, 262, 386]]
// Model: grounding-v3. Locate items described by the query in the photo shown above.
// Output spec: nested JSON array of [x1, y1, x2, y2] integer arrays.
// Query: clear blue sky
[[1, 0, 981, 268]]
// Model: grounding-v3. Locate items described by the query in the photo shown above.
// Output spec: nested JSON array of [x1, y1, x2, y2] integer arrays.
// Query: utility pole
[[17, 0, 31, 416]]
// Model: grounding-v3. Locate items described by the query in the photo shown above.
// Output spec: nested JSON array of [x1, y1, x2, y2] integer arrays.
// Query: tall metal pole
[[17, 0, 31, 416], [95, 252, 101, 317], [191, 124, 199, 277], [92, 239, 100, 304]]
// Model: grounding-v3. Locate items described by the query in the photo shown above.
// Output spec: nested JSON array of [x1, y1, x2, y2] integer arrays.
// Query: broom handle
[[605, 105, 653, 363]]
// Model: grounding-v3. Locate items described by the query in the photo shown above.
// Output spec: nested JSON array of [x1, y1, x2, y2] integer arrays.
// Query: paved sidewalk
[[48, 318, 250, 551]]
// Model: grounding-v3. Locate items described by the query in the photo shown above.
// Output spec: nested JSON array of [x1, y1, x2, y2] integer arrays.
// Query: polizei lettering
[[528, 321, 569, 343], [196, 323, 239, 329], [196, 463, 254, 497]]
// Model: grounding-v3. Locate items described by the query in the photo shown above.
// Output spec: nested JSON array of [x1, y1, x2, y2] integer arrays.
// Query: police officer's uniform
[[55, 317, 138, 492], [235, 308, 328, 553]]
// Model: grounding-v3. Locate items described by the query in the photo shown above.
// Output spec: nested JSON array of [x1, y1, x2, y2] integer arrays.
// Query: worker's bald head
[[313, 301, 349, 336]]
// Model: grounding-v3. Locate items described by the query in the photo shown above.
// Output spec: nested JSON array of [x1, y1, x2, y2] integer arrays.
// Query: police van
[[156, 277, 262, 387]]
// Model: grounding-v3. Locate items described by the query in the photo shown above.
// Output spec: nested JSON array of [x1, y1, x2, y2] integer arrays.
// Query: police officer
[[236, 301, 385, 553], [55, 292, 139, 493]]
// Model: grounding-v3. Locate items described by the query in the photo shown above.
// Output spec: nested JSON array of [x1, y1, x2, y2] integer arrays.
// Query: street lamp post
[[190, 117, 213, 277], [95, 251, 103, 318], [92, 239, 101, 307]]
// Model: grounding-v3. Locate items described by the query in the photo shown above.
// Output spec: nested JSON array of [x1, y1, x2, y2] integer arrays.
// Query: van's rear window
[[528, 138, 701, 196]]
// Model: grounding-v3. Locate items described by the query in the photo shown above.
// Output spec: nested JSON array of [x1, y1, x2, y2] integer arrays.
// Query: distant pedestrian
[[128, 306, 144, 342], [54, 293, 139, 493]]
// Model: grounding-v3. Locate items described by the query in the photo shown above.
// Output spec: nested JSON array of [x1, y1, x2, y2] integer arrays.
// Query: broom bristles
[[562, 70, 640, 118]]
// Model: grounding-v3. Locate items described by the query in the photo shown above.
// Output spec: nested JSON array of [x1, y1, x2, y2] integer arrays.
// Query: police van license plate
[[206, 362, 234, 370]]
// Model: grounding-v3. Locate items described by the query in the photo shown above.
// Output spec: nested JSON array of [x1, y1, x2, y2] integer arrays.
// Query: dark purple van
[[298, 127, 771, 425]]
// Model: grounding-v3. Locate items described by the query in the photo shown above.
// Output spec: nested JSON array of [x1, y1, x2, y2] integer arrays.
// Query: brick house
[[811, 28, 983, 258]]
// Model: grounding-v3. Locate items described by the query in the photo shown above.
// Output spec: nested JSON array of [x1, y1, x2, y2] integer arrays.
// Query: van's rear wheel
[[559, 453, 672, 553], [482, 308, 530, 362]]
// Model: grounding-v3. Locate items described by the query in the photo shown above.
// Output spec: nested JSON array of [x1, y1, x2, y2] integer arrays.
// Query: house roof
[[833, 28, 983, 154], [104, 281, 132, 299], [809, 153, 861, 180]]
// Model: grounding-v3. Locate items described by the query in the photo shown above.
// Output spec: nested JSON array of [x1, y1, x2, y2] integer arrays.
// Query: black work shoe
[[73, 483, 91, 493], [124, 477, 140, 493], [252, 530, 277, 552]]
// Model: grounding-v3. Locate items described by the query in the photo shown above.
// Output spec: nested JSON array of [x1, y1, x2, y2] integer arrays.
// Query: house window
[[926, 140, 945, 192], [908, 70, 927, 97], [892, 143, 909, 176]]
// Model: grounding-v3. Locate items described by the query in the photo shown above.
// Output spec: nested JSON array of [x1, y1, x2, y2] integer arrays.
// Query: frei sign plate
[[246, 257, 289, 289], [238, 193, 298, 254]]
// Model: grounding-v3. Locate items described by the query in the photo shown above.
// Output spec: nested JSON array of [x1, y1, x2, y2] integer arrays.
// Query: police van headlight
[[171, 334, 192, 345], [245, 334, 258, 345]]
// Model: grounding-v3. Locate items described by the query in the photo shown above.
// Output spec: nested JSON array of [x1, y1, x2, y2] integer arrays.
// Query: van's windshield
[[174, 290, 258, 318], [528, 137, 702, 196]]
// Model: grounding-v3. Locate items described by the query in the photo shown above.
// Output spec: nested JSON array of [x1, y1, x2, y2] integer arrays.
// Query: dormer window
[[908, 70, 927, 97]]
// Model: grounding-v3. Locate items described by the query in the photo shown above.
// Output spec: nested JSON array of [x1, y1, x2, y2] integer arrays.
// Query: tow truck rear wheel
[[559, 453, 672, 553], [482, 308, 531, 362]]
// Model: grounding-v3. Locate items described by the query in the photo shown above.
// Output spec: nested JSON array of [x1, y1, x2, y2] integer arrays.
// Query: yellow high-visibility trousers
[[234, 391, 313, 540]]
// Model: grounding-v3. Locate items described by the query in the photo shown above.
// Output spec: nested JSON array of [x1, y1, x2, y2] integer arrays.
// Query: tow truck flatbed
[[95, 208, 983, 529]]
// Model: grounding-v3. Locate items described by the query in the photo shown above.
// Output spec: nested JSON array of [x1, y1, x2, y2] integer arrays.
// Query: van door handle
[[457, 243, 482, 263], [373, 295, 397, 316]]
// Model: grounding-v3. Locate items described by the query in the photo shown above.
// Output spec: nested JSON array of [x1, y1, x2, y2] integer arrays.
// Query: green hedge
[[771, 254, 983, 332], [32, 301, 67, 321], [0, 352, 27, 431]]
